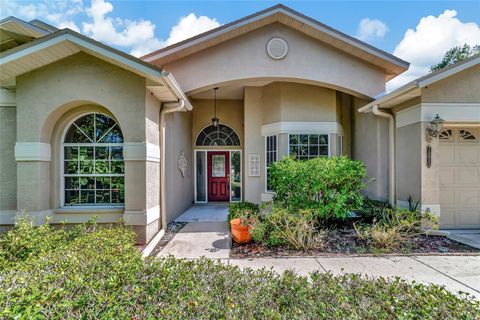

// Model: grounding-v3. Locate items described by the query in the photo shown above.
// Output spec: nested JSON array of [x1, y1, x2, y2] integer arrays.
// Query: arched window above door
[[195, 124, 240, 146]]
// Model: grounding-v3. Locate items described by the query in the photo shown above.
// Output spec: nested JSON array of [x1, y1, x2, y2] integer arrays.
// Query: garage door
[[439, 128, 480, 229]]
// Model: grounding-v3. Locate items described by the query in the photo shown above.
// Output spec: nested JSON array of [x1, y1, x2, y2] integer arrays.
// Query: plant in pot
[[230, 210, 255, 244]]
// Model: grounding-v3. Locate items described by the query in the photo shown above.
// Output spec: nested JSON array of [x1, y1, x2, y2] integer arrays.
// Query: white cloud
[[81, 0, 162, 56], [387, 9, 480, 91], [1, 0, 221, 57], [2, 0, 82, 32], [356, 18, 388, 41], [165, 13, 220, 46]]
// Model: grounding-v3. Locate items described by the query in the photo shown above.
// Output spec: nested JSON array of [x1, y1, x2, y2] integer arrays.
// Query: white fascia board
[[66, 34, 164, 79], [144, 7, 407, 70], [161, 72, 193, 110], [357, 82, 418, 113], [143, 9, 279, 62], [0, 31, 189, 106], [0, 34, 68, 65], [417, 56, 480, 87]]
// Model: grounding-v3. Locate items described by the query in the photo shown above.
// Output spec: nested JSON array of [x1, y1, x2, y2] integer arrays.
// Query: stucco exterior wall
[[242, 82, 349, 203], [395, 122, 422, 203], [163, 23, 385, 98], [352, 98, 389, 201], [0, 106, 17, 211], [244, 87, 264, 203], [17, 52, 147, 143], [14, 52, 158, 244], [165, 111, 194, 223], [191, 99, 244, 146], [422, 65, 480, 103]]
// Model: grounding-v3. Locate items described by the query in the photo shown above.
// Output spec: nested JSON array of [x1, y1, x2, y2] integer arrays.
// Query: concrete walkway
[[156, 205, 480, 299], [446, 230, 480, 250], [228, 255, 480, 299], [157, 205, 230, 259]]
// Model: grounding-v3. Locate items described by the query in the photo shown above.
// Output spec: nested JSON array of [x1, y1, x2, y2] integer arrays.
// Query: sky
[[1, 0, 479, 91]]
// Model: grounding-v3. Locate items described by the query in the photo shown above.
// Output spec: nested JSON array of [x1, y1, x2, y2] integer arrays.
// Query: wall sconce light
[[426, 114, 444, 142]]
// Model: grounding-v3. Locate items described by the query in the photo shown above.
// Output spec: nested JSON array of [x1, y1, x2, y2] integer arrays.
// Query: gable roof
[[0, 16, 53, 52], [142, 4, 409, 81], [358, 53, 480, 112], [0, 27, 191, 109]]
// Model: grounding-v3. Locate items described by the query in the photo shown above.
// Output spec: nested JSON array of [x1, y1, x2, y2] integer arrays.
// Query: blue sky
[[2, 0, 479, 90]]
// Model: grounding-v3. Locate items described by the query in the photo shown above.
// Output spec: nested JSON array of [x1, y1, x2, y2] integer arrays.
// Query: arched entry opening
[[194, 124, 241, 203]]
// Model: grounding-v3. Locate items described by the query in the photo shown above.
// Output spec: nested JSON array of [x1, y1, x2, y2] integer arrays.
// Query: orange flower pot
[[230, 218, 252, 244]]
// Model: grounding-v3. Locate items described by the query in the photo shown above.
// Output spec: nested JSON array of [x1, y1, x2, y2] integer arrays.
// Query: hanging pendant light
[[211, 87, 219, 127]]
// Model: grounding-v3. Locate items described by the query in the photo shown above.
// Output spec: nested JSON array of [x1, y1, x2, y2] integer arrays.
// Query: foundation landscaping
[[230, 157, 480, 257], [1, 218, 479, 319]]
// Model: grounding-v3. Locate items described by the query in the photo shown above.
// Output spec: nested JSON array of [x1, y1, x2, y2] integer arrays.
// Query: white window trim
[[60, 113, 125, 208], [264, 134, 278, 193]]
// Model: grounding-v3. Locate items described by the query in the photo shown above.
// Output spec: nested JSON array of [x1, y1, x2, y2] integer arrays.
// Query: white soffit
[[0, 29, 191, 107], [0, 17, 49, 39]]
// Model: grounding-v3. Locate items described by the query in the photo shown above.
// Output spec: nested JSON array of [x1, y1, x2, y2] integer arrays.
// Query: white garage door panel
[[439, 128, 480, 229], [455, 167, 479, 185]]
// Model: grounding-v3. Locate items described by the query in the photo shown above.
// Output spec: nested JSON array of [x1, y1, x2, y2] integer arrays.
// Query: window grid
[[288, 134, 329, 160], [265, 135, 277, 192], [63, 113, 124, 207]]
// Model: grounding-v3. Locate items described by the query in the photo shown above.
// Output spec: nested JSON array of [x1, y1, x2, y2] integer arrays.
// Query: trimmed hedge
[[1, 220, 479, 319], [269, 157, 366, 221]]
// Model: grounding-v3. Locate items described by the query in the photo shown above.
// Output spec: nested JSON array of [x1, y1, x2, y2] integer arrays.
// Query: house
[[0, 5, 478, 244]]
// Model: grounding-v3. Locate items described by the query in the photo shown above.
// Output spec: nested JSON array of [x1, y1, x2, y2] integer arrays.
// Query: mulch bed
[[231, 228, 480, 258], [148, 221, 187, 257]]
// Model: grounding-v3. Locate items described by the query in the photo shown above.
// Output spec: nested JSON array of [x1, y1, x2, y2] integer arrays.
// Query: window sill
[[54, 207, 124, 214]]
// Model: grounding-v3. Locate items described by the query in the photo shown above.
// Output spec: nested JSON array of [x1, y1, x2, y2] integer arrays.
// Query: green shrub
[[251, 206, 327, 250], [357, 198, 392, 222], [1, 220, 479, 319], [354, 207, 438, 250], [269, 157, 366, 221], [227, 201, 259, 221]]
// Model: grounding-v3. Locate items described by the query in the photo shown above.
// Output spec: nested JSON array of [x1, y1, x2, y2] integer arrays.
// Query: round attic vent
[[266, 38, 288, 60]]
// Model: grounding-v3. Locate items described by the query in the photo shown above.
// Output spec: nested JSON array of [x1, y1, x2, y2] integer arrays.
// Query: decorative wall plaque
[[177, 151, 188, 178], [248, 154, 261, 177]]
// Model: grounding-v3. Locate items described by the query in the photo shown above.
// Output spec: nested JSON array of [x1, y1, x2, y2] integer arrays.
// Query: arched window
[[63, 113, 124, 206], [195, 124, 240, 146]]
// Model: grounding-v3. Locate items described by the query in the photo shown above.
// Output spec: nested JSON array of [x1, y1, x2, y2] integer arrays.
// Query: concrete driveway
[[447, 230, 480, 249]]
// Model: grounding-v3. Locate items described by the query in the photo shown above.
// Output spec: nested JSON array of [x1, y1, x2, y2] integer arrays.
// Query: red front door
[[208, 151, 230, 202]]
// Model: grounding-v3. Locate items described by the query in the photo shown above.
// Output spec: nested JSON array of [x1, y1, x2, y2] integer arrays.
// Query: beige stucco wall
[[0, 106, 17, 211], [242, 82, 350, 203], [337, 92, 353, 157], [422, 65, 480, 103], [163, 23, 385, 98], [14, 52, 159, 244], [395, 122, 422, 203], [165, 111, 194, 222], [191, 99, 244, 147], [244, 87, 264, 203], [352, 98, 389, 201]]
